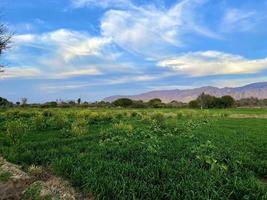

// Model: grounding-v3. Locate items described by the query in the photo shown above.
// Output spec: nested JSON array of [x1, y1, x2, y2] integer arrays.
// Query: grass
[[0, 108, 267, 199], [0, 170, 12, 183]]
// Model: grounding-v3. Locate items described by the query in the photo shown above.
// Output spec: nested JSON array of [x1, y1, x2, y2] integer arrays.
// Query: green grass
[[0, 108, 267, 199], [0, 170, 12, 183]]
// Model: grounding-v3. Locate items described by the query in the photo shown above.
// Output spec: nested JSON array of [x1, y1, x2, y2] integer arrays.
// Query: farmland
[[0, 108, 267, 199]]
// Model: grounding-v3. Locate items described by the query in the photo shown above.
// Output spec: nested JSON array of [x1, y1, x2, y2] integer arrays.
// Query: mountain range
[[104, 82, 267, 103]]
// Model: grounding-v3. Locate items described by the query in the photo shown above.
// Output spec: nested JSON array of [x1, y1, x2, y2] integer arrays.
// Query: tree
[[41, 101, 58, 108], [0, 97, 12, 107], [112, 98, 133, 108], [167, 100, 186, 108], [77, 98, 81, 105], [132, 100, 147, 108], [21, 98, 27, 106], [189, 100, 199, 108], [197, 93, 217, 109], [189, 93, 235, 109], [148, 98, 164, 108], [220, 95, 235, 108], [0, 22, 12, 72]]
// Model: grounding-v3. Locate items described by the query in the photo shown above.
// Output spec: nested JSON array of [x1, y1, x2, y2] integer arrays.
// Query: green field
[[0, 108, 267, 199]]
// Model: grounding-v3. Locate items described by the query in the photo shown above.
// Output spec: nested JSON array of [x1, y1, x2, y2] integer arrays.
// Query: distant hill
[[104, 82, 267, 103]]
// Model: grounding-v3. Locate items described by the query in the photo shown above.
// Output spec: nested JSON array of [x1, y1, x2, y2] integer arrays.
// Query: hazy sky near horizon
[[1, 0, 267, 102]]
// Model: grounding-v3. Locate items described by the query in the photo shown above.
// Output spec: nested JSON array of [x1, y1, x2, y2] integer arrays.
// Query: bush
[[31, 115, 47, 131], [49, 114, 69, 130], [59, 127, 73, 138], [150, 112, 165, 126], [71, 119, 88, 136], [6, 120, 27, 144], [110, 122, 133, 135]]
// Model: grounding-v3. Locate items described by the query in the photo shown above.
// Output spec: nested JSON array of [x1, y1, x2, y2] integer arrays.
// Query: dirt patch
[[0, 157, 92, 200], [0, 157, 32, 200]]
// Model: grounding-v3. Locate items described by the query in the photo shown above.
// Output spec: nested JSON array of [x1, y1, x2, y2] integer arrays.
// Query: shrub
[[6, 120, 27, 144], [88, 112, 112, 124], [42, 110, 53, 117], [32, 115, 47, 131], [71, 118, 88, 136], [150, 112, 165, 127], [110, 122, 133, 135], [49, 114, 69, 130], [59, 127, 73, 138]]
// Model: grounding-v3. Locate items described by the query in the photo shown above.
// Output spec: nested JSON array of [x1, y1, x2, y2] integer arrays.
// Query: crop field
[[0, 108, 267, 199]]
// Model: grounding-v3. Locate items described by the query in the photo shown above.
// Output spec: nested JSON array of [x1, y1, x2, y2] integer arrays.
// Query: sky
[[1, 0, 267, 103]]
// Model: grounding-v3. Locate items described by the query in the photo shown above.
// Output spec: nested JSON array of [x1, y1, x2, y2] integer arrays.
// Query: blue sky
[[1, 0, 267, 102]]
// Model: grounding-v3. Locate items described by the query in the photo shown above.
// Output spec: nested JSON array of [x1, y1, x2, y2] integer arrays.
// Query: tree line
[[1, 94, 267, 109]]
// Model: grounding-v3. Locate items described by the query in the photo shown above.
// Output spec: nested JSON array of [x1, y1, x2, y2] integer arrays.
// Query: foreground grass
[[0, 108, 267, 199]]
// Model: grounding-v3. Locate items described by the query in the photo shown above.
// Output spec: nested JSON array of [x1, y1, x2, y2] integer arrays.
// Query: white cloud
[[71, 0, 131, 8], [58, 68, 102, 78], [221, 8, 267, 32], [158, 51, 267, 76], [0, 67, 42, 79], [40, 83, 90, 92], [100, 0, 220, 58], [4, 29, 119, 79], [14, 29, 112, 61]]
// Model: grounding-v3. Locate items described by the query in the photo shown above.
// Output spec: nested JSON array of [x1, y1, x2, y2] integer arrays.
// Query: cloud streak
[[71, 0, 131, 8], [158, 51, 267, 76], [100, 0, 220, 58], [3, 29, 118, 79], [221, 8, 267, 32]]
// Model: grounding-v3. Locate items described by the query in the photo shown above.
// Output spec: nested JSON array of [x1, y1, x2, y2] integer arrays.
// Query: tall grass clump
[[6, 120, 27, 144]]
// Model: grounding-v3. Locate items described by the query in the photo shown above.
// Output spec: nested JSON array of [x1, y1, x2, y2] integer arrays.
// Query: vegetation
[[189, 93, 235, 109], [112, 98, 134, 107], [0, 107, 266, 199], [2, 94, 267, 109], [0, 97, 13, 107], [0, 170, 12, 183]]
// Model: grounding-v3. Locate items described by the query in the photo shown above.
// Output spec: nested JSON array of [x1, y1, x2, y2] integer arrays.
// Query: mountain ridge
[[103, 82, 267, 103]]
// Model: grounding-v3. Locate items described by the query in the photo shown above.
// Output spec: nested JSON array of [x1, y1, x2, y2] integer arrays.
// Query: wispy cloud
[[98, 0, 220, 58], [3, 29, 120, 79], [221, 8, 267, 32], [71, 0, 131, 8], [158, 51, 267, 76], [0, 67, 42, 79]]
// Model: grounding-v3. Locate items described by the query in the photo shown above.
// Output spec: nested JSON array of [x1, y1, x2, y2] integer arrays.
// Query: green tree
[[0, 97, 12, 107], [113, 98, 133, 107], [132, 100, 147, 108], [148, 98, 164, 108], [220, 95, 235, 108], [189, 100, 199, 108], [197, 93, 217, 109]]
